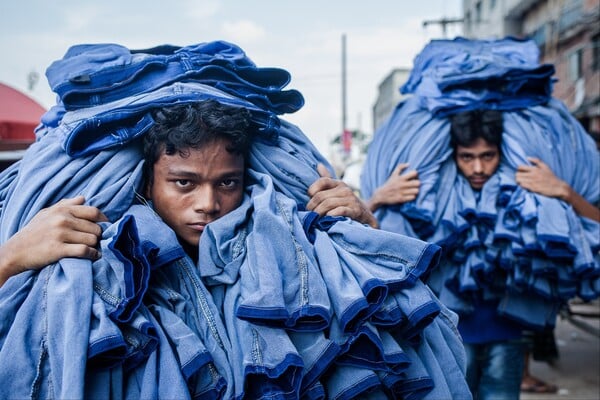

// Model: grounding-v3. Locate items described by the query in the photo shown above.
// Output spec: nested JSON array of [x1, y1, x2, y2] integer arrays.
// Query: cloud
[[220, 20, 266, 43], [182, 0, 220, 20]]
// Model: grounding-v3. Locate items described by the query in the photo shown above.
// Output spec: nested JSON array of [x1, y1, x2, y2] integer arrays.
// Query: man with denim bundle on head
[[368, 107, 599, 400], [0, 100, 402, 399], [0, 99, 373, 283], [0, 39, 476, 399], [444, 109, 527, 399]]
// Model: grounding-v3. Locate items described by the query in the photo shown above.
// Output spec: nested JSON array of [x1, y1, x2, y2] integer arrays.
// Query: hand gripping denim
[[362, 76, 600, 331], [197, 169, 470, 398], [0, 130, 144, 245], [0, 39, 472, 399]]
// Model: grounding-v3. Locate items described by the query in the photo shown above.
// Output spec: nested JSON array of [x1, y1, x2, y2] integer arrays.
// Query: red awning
[[0, 82, 47, 150]]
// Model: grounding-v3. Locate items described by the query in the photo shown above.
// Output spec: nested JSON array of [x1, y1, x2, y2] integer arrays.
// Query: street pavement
[[522, 299, 600, 400]]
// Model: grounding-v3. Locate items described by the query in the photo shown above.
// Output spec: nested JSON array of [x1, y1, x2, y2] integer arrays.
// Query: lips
[[469, 175, 488, 185], [187, 222, 208, 232]]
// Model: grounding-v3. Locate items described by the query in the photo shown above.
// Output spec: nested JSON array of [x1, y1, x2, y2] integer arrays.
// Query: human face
[[146, 138, 245, 249], [454, 138, 500, 190]]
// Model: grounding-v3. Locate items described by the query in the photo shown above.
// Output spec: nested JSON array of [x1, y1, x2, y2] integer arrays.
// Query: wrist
[[0, 243, 24, 287], [558, 182, 572, 203], [367, 193, 381, 212]]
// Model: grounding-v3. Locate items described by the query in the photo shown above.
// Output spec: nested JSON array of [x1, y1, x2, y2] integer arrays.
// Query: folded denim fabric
[[46, 41, 304, 114], [0, 40, 471, 399], [362, 38, 600, 331]]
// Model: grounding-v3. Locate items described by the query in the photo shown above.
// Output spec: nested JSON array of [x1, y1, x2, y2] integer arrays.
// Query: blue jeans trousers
[[464, 339, 525, 400]]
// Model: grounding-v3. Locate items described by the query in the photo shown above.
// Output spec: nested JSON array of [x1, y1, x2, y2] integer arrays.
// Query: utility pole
[[341, 33, 347, 136], [422, 17, 463, 38]]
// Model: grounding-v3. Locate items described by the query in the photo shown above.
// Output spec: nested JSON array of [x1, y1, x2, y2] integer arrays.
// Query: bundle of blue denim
[[0, 41, 471, 399], [361, 37, 600, 332]]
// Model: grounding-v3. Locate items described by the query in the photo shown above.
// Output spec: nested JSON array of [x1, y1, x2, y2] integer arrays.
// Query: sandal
[[521, 376, 558, 393]]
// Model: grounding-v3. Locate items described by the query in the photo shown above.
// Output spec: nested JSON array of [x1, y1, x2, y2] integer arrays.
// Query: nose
[[472, 158, 484, 174], [193, 186, 220, 215]]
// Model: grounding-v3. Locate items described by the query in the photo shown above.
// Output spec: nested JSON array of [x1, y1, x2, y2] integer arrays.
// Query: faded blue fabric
[[401, 36, 555, 116], [46, 41, 304, 114], [198, 170, 470, 398], [0, 41, 471, 399], [464, 339, 525, 400], [41, 81, 280, 158], [362, 37, 600, 334]]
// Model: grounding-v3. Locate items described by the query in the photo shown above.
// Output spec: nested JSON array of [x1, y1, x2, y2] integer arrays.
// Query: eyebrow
[[457, 150, 497, 156], [165, 168, 244, 179]]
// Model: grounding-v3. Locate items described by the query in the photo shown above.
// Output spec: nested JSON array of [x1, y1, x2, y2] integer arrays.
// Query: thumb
[[59, 196, 86, 206], [317, 163, 332, 178], [393, 163, 409, 175]]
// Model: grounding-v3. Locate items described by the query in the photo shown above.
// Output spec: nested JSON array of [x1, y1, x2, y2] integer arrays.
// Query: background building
[[372, 68, 412, 132], [462, 0, 600, 138]]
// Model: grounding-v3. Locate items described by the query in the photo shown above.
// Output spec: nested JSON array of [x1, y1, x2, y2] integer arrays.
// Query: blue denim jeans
[[464, 339, 525, 400], [45, 41, 303, 114]]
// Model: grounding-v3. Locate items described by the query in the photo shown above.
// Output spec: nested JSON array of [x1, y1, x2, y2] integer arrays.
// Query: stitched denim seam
[[178, 259, 225, 350], [251, 328, 263, 365], [335, 236, 410, 266], [276, 198, 308, 306]]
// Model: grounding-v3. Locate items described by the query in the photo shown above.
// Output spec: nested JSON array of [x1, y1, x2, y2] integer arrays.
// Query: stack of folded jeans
[[0, 41, 471, 399], [361, 37, 600, 331], [401, 36, 556, 117]]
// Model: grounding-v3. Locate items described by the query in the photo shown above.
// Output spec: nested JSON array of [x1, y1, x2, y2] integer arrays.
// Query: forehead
[[455, 138, 499, 154], [155, 138, 244, 174]]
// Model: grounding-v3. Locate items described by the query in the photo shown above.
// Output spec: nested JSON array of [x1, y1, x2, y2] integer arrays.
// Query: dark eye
[[175, 179, 191, 188], [482, 153, 496, 161], [221, 179, 239, 189], [459, 154, 474, 162]]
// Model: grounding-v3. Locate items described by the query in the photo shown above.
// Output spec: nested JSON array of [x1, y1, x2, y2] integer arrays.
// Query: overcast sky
[[0, 0, 462, 155]]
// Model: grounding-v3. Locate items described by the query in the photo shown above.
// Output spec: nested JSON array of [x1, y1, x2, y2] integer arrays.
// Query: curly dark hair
[[449, 109, 503, 150], [142, 100, 253, 184]]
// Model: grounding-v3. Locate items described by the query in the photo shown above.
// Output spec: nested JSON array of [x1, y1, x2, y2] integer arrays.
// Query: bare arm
[[0, 196, 108, 287], [516, 157, 600, 222], [366, 163, 421, 212], [307, 164, 379, 228]]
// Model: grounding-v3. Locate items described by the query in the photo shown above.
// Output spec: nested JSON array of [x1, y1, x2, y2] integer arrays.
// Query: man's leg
[[478, 339, 525, 400], [464, 342, 482, 398]]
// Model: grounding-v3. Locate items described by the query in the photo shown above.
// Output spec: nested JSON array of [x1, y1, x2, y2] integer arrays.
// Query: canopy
[[0, 82, 46, 150]]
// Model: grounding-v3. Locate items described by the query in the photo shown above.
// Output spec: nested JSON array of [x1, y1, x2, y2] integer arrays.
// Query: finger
[[406, 179, 421, 188], [402, 187, 420, 195], [307, 178, 336, 198], [516, 164, 534, 173], [60, 230, 102, 247], [311, 196, 351, 217], [319, 205, 355, 219], [57, 196, 86, 206], [526, 157, 542, 167], [401, 193, 418, 202], [62, 243, 102, 260], [317, 163, 332, 178], [393, 163, 409, 175], [70, 205, 109, 223], [402, 170, 419, 180]]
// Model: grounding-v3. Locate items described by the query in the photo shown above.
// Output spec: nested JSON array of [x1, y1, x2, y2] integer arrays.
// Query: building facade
[[462, 0, 600, 138], [372, 68, 411, 132]]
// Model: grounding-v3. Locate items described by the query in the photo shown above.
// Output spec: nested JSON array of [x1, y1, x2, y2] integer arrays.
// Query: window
[[475, 1, 482, 22], [593, 34, 600, 71], [558, 0, 583, 33], [529, 25, 547, 48], [568, 48, 583, 81]]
